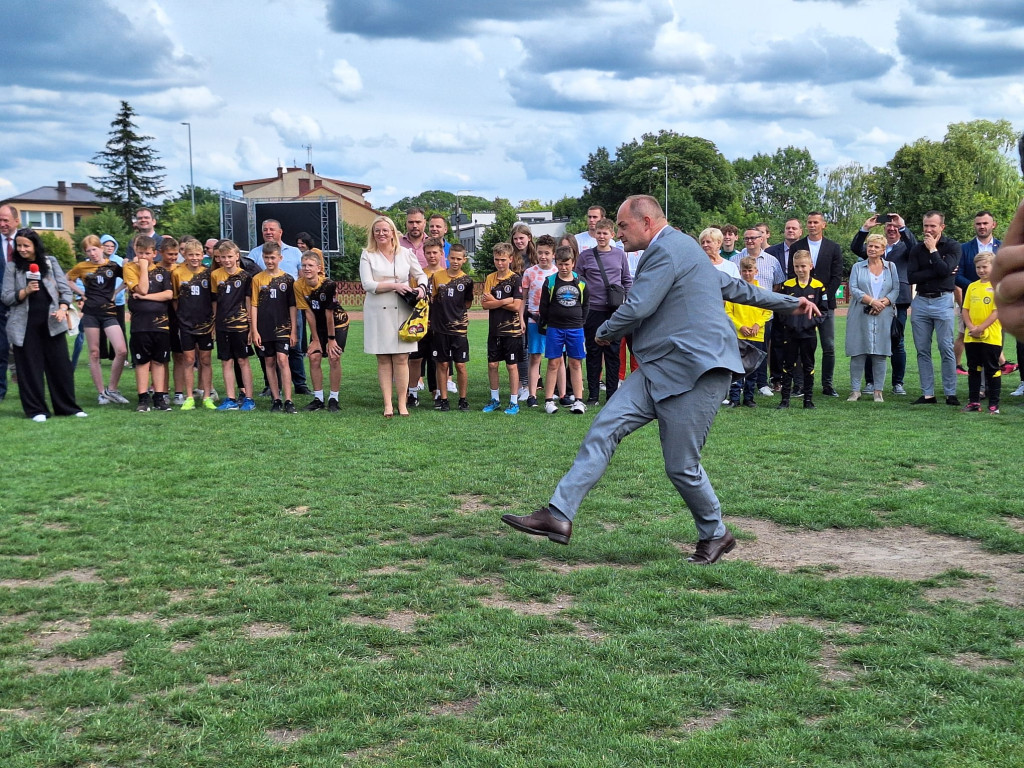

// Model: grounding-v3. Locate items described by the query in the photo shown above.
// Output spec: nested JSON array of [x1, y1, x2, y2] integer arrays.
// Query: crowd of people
[[0, 199, 1021, 422]]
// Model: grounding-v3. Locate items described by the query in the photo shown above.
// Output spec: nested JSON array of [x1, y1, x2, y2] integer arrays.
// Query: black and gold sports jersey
[[66, 260, 122, 318], [211, 267, 251, 333], [172, 265, 215, 335], [251, 270, 295, 341], [483, 271, 522, 336], [123, 262, 171, 332], [431, 271, 473, 336]]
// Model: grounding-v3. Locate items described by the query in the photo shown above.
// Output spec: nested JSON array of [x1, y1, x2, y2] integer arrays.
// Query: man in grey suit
[[502, 196, 820, 564]]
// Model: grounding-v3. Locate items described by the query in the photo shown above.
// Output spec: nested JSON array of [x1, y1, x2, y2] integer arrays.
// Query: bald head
[[615, 195, 667, 252]]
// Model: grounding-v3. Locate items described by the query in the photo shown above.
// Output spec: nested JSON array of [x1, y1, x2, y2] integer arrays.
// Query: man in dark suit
[[788, 212, 844, 397], [766, 217, 803, 388], [501, 195, 820, 564], [851, 213, 917, 394]]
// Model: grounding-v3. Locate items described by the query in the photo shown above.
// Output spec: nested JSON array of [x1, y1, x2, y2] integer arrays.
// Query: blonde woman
[[698, 227, 740, 279], [359, 215, 427, 417], [845, 233, 899, 402]]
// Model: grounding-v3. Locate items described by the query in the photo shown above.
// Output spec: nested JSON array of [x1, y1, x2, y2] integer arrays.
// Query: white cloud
[[135, 86, 224, 118], [328, 59, 363, 100], [0, 177, 14, 191], [410, 125, 487, 153], [235, 137, 274, 175], [852, 127, 903, 147], [256, 109, 323, 146]]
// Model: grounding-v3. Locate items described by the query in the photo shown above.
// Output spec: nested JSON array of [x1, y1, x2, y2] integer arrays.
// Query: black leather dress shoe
[[686, 530, 736, 565], [501, 506, 572, 545]]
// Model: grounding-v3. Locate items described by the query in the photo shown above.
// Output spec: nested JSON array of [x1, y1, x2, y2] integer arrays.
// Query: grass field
[[1, 316, 1022, 767]]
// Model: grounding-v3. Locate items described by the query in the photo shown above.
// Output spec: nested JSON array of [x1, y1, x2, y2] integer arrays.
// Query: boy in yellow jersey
[[211, 240, 256, 411], [725, 255, 773, 408], [171, 239, 216, 409], [481, 242, 523, 414], [250, 241, 297, 413], [961, 252, 1002, 413], [157, 237, 188, 405], [777, 251, 828, 409], [294, 253, 344, 411], [430, 243, 474, 411], [122, 235, 173, 411]]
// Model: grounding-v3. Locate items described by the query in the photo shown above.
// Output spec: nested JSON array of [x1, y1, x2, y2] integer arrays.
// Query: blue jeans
[[910, 293, 956, 397]]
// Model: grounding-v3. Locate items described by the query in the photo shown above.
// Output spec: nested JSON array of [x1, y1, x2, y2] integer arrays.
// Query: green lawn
[[0, 317, 1021, 767]]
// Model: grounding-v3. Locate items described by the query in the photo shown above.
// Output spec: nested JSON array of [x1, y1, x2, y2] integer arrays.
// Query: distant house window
[[23, 210, 63, 230]]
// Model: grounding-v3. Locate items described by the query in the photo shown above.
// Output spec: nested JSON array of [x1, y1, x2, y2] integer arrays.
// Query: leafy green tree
[[552, 195, 585, 222], [475, 199, 518, 273], [517, 199, 546, 212], [160, 199, 220, 242], [329, 222, 367, 282], [91, 100, 167, 222], [944, 119, 1020, 201], [383, 190, 492, 226], [71, 207, 133, 255], [40, 232, 75, 272], [733, 146, 821, 223], [822, 162, 873, 228]]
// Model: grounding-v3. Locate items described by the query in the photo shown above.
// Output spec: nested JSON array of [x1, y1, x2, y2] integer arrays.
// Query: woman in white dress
[[360, 216, 427, 417]]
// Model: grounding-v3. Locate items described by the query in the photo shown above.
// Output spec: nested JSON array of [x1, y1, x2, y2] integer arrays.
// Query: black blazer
[[788, 237, 844, 310]]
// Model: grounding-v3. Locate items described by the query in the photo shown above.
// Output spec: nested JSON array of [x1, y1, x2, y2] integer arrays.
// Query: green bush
[[39, 232, 76, 272]]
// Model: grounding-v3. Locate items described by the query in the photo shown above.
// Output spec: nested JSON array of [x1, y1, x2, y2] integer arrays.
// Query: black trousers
[[965, 342, 1002, 406], [13, 329, 81, 418], [780, 335, 817, 402], [585, 308, 620, 400]]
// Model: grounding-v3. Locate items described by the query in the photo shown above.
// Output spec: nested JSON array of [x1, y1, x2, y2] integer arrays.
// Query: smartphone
[[875, 213, 892, 224]]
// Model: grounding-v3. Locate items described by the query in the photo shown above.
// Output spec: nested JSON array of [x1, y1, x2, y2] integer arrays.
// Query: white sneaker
[[414, 381, 425, 392], [447, 380, 458, 393], [74, 411, 88, 417], [570, 400, 587, 414], [758, 385, 775, 397], [517, 386, 529, 400], [104, 388, 130, 404], [209, 388, 219, 402], [1012, 382, 1024, 397], [31, 414, 47, 423], [172, 393, 185, 406], [545, 399, 558, 414], [722, 399, 731, 405], [97, 392, 110, 405]]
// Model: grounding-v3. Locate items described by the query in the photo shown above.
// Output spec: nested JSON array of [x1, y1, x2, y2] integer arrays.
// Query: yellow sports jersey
[[171, 265, 215, 335], [250, 270, 295, 340], [123, 261, 171, 333], [725, 279, 772, 341], [963, 280, 1001, 345], [211, 267, 251, 333]]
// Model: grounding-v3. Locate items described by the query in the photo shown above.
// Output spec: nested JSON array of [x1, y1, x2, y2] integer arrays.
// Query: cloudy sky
[[3, 0, 1023, 212]]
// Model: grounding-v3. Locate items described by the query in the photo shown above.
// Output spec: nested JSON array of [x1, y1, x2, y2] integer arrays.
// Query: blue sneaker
[[482, 398, 501, 412], [216, 398, 238, 411], [239, 397, 256, 412], [504, 403, 519, 415]]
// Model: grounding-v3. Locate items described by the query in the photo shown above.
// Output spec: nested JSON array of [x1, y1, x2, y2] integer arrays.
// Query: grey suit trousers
[[549, 365, 731, 540]]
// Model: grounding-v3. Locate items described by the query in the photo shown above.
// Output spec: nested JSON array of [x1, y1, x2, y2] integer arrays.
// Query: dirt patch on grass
[[726, 517, 1024, 606], [170, 640, 196, 653], [285, 506, 310, 516], [28, 650, 124, 675], [717, 615, 864, 636], [364, 559, 427, 576], [205, 674, 239, 685], [1004, 517, 1024, 534], [0, 707, 46, 720], [0, 568, 103, 589], [345, 611, 424, 632], [902, 480, 926, 491], [818, 642, 857, 682], [478, 594, 574, 616], [41, 523, 71, 532], [676, 708, 734, 732], [950, 652, 1014, 670], [28, 619, 91, 650], [266, 728, 309, 744], [453, 494, 493, 515], [168, 588, 216, 604], [243, 623, 292, 639], [429, 697, 479, 717], [1, 555, 38, 562], [0, 612, 35, 627]]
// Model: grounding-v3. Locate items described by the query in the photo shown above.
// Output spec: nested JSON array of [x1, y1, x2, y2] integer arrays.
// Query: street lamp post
[[652, 154, 668, 221], [181, 122, 195, 215]]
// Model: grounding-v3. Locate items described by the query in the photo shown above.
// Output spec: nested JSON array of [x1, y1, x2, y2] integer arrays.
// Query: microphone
[[27, 263, 40, 282]]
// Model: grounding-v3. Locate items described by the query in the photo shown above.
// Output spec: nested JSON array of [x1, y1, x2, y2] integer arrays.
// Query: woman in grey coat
[[845, 233, 900, 402], [1, 229, 85, 421]]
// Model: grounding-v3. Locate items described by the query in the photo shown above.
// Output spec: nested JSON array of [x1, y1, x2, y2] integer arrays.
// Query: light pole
[[652, 154, 668, 221], [181, 121, 194, 215]]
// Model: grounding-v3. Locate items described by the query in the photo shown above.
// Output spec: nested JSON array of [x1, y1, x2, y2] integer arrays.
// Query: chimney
[[305, 163, 314, 174], [298, 178, 310, 195], [277, 166, 285, 179], [57, 181, 66, 194]]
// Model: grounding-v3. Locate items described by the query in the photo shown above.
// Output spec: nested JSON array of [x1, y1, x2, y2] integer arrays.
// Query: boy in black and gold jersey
[[122, 235, 173, 412], [67, 234, 129, 405], [157, 237, 188, 405], [777, 250, 828, 410], [294, 253, 344, 412], [250, 241, 298, 413], [430, 244, 473, 411], [172, 239, 216, 410], [211, 239, 255, 412], [481, 242, 523, 415]]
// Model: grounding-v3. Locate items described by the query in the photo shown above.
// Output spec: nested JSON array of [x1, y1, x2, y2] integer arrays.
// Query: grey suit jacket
[[597, 227, 800, 401], [1, 255, 74, 347]]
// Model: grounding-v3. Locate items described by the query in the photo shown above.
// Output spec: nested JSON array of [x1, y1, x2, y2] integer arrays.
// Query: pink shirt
[[521, 263, 557, 316]]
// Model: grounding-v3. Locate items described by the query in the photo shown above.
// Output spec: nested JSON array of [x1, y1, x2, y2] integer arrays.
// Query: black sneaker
[[912, 395, 938, 404], [271, 399, 284, 413], [777, 401, 790, 409], [407, 393, 419, 408], [327, 397, 340, 412], [526, 395, 538, 408], [742, 400, 756, 408], [803, 400, 816, 409], [136, 394, 152, 412], [945, 395, 961, 406], [822, 386, 839, 398], [585, 398, 600, 407], [283, 399, 297, 414], [458, 397, 469, 411], [434, 395, 442, 410], [439, 398, 451, 412], [303, 398, 325, 411], [258, 387, 272, 398], [153, 394, 172, 411], [559, 395, 575, 406], [294, 385, 312, 395]]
